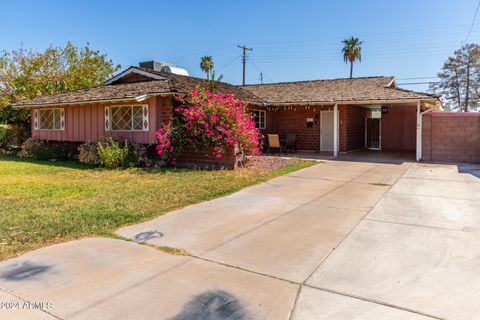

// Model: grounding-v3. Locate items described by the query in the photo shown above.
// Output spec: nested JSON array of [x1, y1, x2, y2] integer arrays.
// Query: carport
[[244, 76, 441, 161]]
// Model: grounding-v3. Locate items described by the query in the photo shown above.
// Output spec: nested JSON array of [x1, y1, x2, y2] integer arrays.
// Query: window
[[38, 108, 64, 130], [252, 109, 266, 129], [110, 105, 146, 131]]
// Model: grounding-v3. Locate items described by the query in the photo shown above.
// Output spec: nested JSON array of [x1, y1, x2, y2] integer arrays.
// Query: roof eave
[[12, 92, 175, 108], [263, 97, 439, 106]]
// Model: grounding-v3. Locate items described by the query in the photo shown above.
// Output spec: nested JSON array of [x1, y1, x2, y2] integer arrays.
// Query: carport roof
[[241, 76, 439, 105]]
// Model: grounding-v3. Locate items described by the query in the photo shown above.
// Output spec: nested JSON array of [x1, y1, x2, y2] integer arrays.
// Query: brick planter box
[[175, 144, 240, 170]]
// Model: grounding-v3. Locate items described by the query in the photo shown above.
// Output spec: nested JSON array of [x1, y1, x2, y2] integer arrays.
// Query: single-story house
[[14, 61, 441, 161]]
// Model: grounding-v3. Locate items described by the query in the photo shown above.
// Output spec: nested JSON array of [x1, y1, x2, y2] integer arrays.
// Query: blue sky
[[2, 0, 479, 91]]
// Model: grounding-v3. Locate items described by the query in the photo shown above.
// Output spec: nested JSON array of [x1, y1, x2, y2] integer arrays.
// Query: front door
[[366, 118, 381, 149], [321, 111, 334, 151]]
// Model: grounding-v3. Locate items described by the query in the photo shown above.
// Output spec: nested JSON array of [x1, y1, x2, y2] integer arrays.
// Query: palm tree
[[341, 37, 363, 78], [200, 56, 214, 80]]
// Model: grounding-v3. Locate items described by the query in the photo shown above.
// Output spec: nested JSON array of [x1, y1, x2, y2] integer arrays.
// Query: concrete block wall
[[422, 112, 480, 163]]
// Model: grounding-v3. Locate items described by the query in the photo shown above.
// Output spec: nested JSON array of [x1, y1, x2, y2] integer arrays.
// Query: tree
[[432, 43, 480, 112], [200, 56, 214, 80], [0, 42, 121, 124], [341, 37, 363, 78]]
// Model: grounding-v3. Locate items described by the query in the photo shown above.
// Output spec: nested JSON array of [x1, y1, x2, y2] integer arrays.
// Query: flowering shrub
[[156, 89, 261, 163]]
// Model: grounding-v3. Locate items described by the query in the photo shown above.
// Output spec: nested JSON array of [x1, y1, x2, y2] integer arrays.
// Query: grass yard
[[0, 155, 315, 260]]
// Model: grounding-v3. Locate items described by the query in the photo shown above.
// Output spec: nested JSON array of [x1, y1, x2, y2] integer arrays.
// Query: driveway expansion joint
[[303, 284, 446, 320], [389, 190, 480, 202], [364, 217, 470, 233], [190, 254, 301, 286]]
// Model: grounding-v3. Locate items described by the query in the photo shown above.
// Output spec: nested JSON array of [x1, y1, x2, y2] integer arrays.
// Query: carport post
[[334, 104, 339, 157], [416, 100, 421, 162]]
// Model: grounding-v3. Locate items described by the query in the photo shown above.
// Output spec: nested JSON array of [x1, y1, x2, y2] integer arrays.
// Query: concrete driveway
[[1, 159, 480, 319]]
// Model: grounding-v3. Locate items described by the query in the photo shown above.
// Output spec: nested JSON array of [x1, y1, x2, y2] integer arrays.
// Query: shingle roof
[[242, 76, 439, 104], [13, 67, 263, 107], [13, 70, 438, 107]]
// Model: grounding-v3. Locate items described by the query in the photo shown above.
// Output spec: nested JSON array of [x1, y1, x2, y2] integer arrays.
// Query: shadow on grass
[[0, 154, 217, 174], [0, 154, 96, 170]]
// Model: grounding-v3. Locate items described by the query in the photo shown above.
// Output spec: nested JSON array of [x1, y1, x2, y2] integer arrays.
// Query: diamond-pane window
[[110, 106, 147, 131], [38, 109, 63, 130], [132, 106, 143, 130]]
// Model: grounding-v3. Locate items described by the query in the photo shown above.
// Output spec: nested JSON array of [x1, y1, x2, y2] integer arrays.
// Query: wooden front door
[[366, 118, 381, 149]]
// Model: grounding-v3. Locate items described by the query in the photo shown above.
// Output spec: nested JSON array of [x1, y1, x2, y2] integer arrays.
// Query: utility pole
[[237, 44, 253, 85], [259, 73, 263, 84]]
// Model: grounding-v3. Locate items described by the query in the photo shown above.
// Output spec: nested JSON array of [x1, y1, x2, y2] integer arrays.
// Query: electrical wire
[[465, 0, 480, 42]]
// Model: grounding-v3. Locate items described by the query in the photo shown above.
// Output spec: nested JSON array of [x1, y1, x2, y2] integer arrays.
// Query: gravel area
[[242, 156, 303, 173]]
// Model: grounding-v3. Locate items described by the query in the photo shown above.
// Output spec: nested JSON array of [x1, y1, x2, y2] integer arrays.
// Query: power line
[[217, 55, 242, 73], [249, 59, 274, 83], [397, 81, 441, 85], [465, 0, 480, 42], [247, 24, 471, 47], [397, 77, 439, 80]]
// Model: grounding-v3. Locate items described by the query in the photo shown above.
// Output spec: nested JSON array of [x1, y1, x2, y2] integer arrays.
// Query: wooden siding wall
[[381, 104, 417, 152], [31, 95, 173, 144]]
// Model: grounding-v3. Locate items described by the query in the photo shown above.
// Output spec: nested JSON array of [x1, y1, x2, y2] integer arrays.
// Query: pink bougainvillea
[[156, 88, 261, 163]]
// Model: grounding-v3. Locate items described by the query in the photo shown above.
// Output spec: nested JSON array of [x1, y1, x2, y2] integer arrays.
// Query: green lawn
[[0, 155, 315, 260]]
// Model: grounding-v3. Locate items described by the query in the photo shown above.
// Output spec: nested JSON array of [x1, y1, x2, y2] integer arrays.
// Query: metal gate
[[366, 118, 381, 150]]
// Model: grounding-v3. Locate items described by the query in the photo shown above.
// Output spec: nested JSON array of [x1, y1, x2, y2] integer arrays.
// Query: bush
[[0, 127, 9, 149], [156, 88, 261, 164], [78, 141, 100, 165], [129, 141, 152, 167], [79, 138, 151, 168], [18, 138, 69, 160], [98, 139, 134, 169], [18, 138, 44, 158]]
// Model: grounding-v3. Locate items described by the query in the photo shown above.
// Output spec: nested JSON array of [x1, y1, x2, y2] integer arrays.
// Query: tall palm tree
[[200, 56, 214, 80], [341, 37, 363, 78]]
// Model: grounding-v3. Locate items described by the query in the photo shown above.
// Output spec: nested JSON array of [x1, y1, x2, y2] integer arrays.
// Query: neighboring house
[[14, 61, 441, 161]]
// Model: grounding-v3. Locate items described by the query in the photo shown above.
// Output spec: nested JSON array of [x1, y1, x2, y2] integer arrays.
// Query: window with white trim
[[38, 108, 64, 130], [109, 105, 147, 131], [251, 109, 266, 129]]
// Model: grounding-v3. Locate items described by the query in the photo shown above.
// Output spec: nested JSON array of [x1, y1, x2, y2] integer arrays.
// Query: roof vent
[[139, 60, 189, 76]]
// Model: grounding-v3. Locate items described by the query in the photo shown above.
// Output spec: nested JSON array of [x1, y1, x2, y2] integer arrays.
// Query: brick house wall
[[175, 144, 238, 169], [259, 105, 331, 151], [257, 104, 369, 153], [422, 112, 480, 163], [339, 105, 366, 152]]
